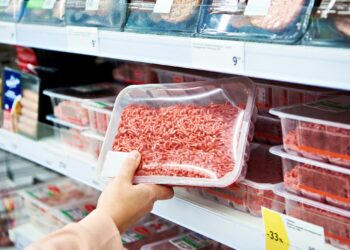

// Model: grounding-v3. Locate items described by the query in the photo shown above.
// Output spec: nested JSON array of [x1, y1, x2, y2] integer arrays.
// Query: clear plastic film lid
[[270, 95, 350, 130], [82, 100, 114, 115], [98, 77, 256, 187]]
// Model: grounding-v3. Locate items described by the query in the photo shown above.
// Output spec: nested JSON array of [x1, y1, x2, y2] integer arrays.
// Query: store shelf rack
[[0, 129, 339, 250], [1, 23, 350, 91]]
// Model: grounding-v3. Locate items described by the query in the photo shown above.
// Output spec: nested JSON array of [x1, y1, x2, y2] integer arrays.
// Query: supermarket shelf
[[9, 223, 44, 249], [1, 23, 350, 90], [0, 129, 341, 249]]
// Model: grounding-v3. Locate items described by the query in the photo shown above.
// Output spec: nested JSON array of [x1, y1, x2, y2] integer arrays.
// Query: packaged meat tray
[[46, 114, 90, 151], [303, 0, 350, 47], [113, 62, 158, 84], [152, 66, 226, 84], [270, 95, 350, 167], [255, 81, 338, 115], [125, 0, 203, 35], [0, 0, 26, 22], [198, 0, 315, 44], [202, 143, 284, 216], [20, 0, 65, 25], [44, 83, 122, 126], [82, 100, 113, 135], [82, 130, 104, 160], [65, 0, 126, 28], [122, 216, 180, 250], [271, 145, 350, 210], [98, 77, 256, 187], [274, 184, 350, 250], [254, 115, 282, 145], [140, 232, 227, 250]]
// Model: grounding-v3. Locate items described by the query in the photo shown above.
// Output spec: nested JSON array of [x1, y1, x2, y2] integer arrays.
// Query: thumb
[[115, 150, 141, 182]]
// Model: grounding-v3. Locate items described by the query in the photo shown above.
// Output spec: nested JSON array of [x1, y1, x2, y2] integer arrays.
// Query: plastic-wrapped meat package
[[271, 145, 350, 210], [44, 83, 122, 126], [270, 96, 350, 167], [98, 77, 256, 187], [303, 0, 350, 47], [198, 0, 314, 43], [46, 115, 90, 151], [83, 100, 113, 135], [113, 63, 158, 84], [140, 232, 226, 250], [255, 81, 338, 115], [83, 130, 104, 160], [202, 143, 284, 216], [125, 0, 203, 35], [122, 217, 180, 250], [65, 0, 126, 28], [0, 0, 25, 21], [275, 184, 350, 250], [21, 0, 65, 25], [254, 115, 282, 145]]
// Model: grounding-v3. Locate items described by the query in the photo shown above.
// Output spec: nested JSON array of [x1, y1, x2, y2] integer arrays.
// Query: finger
[[115, 150, 141, 182], [138, 184, 174, 201]]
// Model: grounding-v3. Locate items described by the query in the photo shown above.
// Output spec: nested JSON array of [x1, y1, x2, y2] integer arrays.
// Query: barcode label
[[0, 0, 10, 7], [85, 0, 99, 11], [42, 0, 56, 9]]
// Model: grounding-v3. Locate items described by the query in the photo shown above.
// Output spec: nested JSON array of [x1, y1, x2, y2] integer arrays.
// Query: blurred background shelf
[[0, 23, 349, 90]]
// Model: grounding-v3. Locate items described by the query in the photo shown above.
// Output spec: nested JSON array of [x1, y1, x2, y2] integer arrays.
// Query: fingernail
[[129, 150, 140, 160]]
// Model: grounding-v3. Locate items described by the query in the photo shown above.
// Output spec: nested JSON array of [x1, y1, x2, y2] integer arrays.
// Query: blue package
[[3, 68, 22, 112], [0, 0, 26, 22]]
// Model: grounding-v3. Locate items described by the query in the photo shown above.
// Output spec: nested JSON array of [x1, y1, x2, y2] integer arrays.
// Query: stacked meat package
[[270, 95, 350, 250], [44, 83, 124, 160]]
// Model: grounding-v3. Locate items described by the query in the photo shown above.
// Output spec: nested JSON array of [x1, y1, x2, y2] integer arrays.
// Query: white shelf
[[1, 23, 350, 90], [9, 223, 44, 250], [0, 129, 341, 250]]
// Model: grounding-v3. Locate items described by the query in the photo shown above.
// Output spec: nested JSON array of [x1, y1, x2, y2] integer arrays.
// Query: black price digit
[[232, 56, 238, 66], [92, 40, 96, 48], [267, 231, 283, 243]]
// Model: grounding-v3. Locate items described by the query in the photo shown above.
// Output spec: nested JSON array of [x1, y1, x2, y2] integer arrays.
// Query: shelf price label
[[262, 207, 325, 250], [67, 26, 99, 54], [191, 38, 245, 74], [0, 22, 16, 44]]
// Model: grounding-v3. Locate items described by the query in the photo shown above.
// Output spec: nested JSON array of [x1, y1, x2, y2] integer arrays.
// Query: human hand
[[97, 151, 174, 234]]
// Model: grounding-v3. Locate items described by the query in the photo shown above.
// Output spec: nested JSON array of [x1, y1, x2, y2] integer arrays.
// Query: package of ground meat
[[202, 143, 284, 216], [44, 83, 122, 126], [274, 184, 350, 250], [125, 0, 203, 35], [20, 0, 65, 25], [82, 100, 113, 135], [303, 0, 350, 47], [140, 232, 228, 250], [46, 114, 91, 152], [270, 95, 350, 167], [113, 62, 158, 84], [98, 77, 256, 187], [255, 81, 338, 115], [254, 115, 282, 145], [65, 0, 126, 28], [198, 0, 315, 43], [0, 0, 26, 22], [82, 130, 105, 160], [271, 145, 350, 210], [122, 216, 180, 250]]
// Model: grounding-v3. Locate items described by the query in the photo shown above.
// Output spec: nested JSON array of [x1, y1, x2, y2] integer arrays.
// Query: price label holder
[[67, 26, 99, 54], [43, 147, 68, 174], [0, 22, 16, 44], [191, 38, 245, 74], [262, 207, 325, 250]]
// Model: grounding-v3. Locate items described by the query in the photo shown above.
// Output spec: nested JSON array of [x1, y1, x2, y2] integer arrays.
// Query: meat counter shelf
[[1, 23, 350, 91], [0, 129, 339, 250]]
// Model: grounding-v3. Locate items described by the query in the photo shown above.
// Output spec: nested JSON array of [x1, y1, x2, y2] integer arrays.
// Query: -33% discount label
[[191, 38, 245, 74], [262, 207, 325, 250], [67, 26, 99, 54]]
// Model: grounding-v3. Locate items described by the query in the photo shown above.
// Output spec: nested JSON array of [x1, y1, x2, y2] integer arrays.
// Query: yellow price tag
[[262, 207, 290, 250]]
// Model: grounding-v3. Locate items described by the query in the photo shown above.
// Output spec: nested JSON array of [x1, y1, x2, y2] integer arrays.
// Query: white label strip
[[42, 0, 56, 10], [85, 0, 99, 11], [153, 0, 173, 13], [244, 0, 271, 16], [67, 26, 99, 54], [0, 22, 16, 44], [101, 151, 133, 178], [191, 38, 245, 74]]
